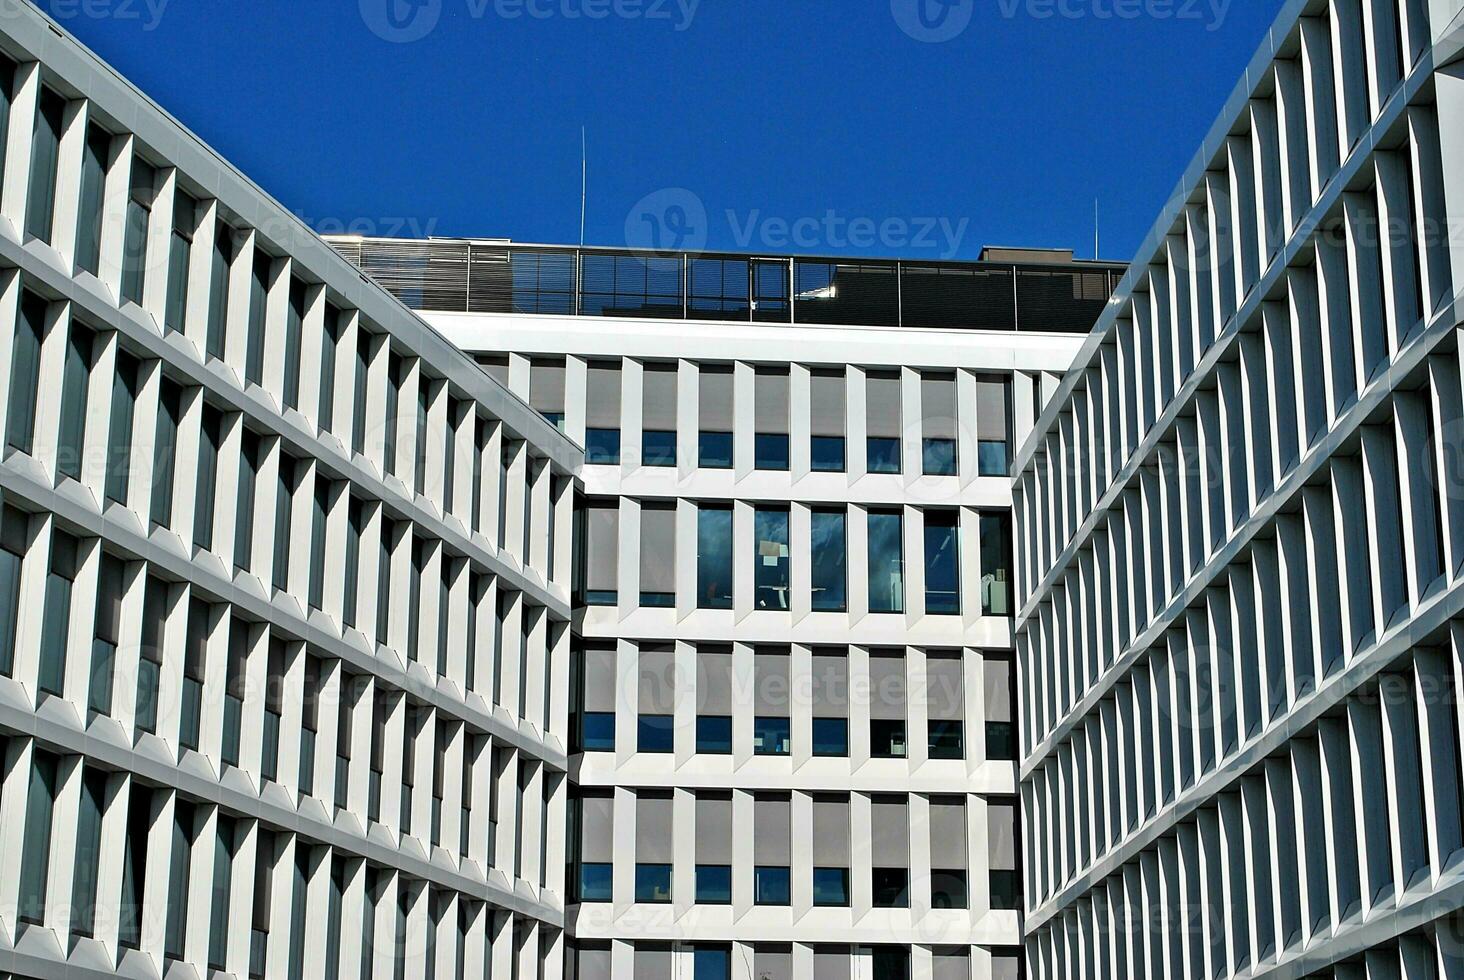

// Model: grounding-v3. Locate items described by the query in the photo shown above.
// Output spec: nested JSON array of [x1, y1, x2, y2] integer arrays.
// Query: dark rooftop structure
[[329, 237, 1126, 335]]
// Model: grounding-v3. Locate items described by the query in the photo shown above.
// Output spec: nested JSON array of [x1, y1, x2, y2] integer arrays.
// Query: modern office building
[[1014, 0, 1464, 977], [0, 4, 580, 980], [330, 236, 1124, 978]]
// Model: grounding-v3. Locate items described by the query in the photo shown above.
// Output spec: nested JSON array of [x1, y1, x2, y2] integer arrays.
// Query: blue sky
[[42, 0, 1286, 263]]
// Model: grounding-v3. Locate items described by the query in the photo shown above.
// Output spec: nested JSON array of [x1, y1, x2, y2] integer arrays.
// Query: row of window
[[500, 356, 1016, 478], [567, 941, 1022, 980], [569, 790, 1018, 911], [574, 862, 1013, 911], [571, 644, 1015, 760], [579, 502, 1013, 617], [5, 279, 566, 577], [0, 496, 561, 732], [0, 509, 563, 896], [581, 428, 980, 477], [577, 712, 1012, 763], [3, 739, 553, 977]]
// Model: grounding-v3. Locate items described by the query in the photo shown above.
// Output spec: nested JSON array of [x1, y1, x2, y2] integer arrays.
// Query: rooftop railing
[[328, 237, 1125, 334]]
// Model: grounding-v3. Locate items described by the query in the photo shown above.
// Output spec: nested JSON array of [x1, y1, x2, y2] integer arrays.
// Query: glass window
[[697, 505, 733, 609], [25, 87, 64, 243], [696, 715, 732, 754], [246, 250, 271, 386], [872, 867, 909, 908], [810, 508, 847, 612], [223, 621, 248, 767], [637, 714, 674, 754], [18, 750, 58, 924], [72, 767, 108, 937], [273, 457, 297, 593], [752, 260, 789, 321], [987, 720, 1016, 761], [755, 433, 789, 471], [922, 437, 958, 476], [689, 257, 750, 319], [580, 712, 615, 752], [180, 599, 207, 749], [642, 429, 676, 467], [120, 786, 150, 949], [754, 716, 791, 756], [811, 435, 845, 472], [318, 305, 341, 432], [207, 225, 235, 361], [586, 427, 620, 465], [151, 379, 182, 529], [135, 576, 167, 734], [352, 331, 370, 456], [39, 531, 77, 697], [981, 512, 1013, 617], [165, 194, 195, 334], [635, 864, 672, 904], [57, 321, 94, 482], [283, 279, 305, 410], [753, 507, 790, 611], [88, 553, 124, 719], [928, 720, 964, 760], [753, 866, 790, 906], [694, 946, 732, 980], [812, 717, 848, 757], [639, 504, 675, 608], [867, 510, 905, 614], [695, 865, 731, 904], [976, 375, 1012, 476], [582, 499, 618, 606], [931, 869, 968, 909], [121, 161, 154, 306], [414, 383, 429, 496], [871, 719, 907, 759], [813, 867, 850, 907], [924, 511, 960, 615], [0, 58, 12, 182], [167, 802, 196, 955], [7, 291, 46, 454], [872, 947, 911, 980], [578, 863, 612, 903], [0, 506, 27, 677], [698, 430, 733, 469], [867, 436, 901, 474], [990, 869, 1022, 910], [104, 351, 139, 506], [194, 406, 222, 550], [979, 442, 1010, 477], [76, 124, 110, 275], [309, 478, 328, 610]]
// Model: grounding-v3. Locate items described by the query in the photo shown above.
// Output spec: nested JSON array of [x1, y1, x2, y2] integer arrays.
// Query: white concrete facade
[[1014, 0, 1464, 977], [418, 309, 1086, 979], [0, 5, 579, 980]]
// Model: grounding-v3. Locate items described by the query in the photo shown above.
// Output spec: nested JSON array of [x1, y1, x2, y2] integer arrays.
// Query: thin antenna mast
[[580, 126, 588, 247], [1094, 198, 1100, 259]]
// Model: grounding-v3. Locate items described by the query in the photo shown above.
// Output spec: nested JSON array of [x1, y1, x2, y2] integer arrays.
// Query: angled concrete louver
[[1013, 0, 1464, 977]]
